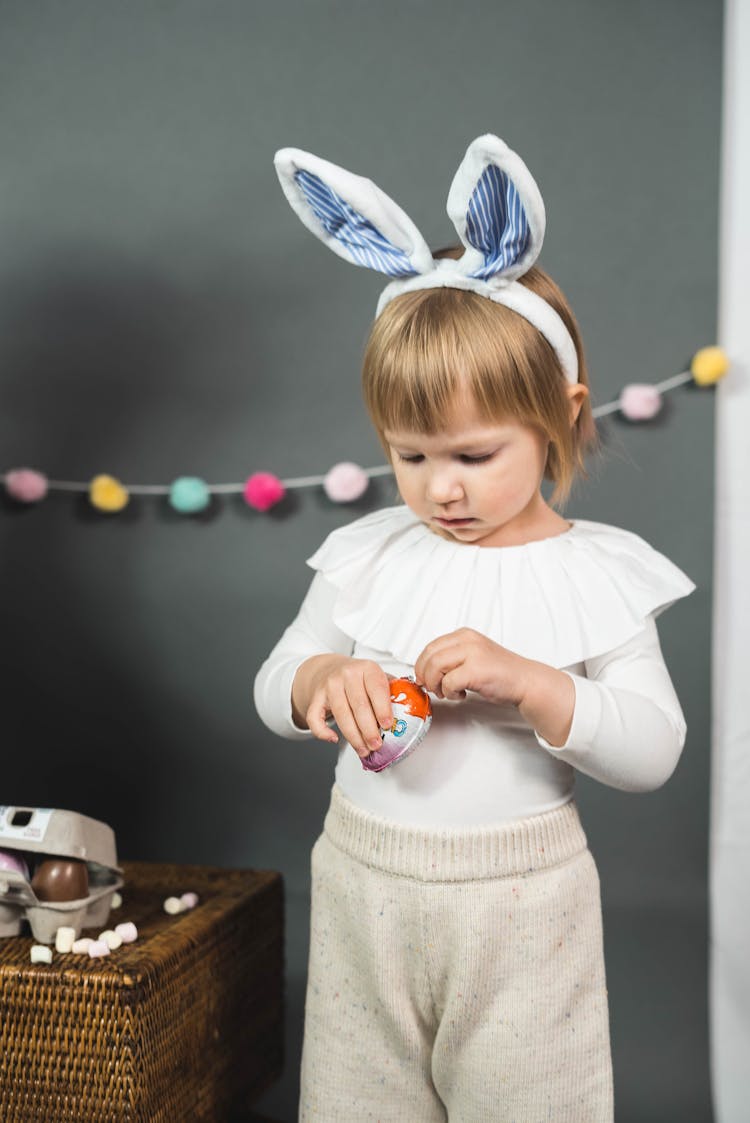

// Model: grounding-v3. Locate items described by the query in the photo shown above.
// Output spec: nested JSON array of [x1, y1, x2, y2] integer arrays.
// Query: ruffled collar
[[307, 506, 695, 668]]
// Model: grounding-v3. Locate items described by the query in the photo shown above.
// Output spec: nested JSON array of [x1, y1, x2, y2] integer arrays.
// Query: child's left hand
[[414, 628, 530, 706]]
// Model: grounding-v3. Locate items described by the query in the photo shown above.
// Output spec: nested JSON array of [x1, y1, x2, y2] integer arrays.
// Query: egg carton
[[0, 805, 123, 944]]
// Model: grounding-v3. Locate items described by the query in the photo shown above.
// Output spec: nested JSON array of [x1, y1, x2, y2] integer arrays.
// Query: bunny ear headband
[[273, 134, 578, 384]]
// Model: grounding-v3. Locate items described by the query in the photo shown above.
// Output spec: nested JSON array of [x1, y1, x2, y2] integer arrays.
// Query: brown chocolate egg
[[31, 858, 89, 902]]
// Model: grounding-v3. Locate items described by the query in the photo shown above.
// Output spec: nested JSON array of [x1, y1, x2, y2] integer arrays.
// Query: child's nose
[[426, 468, 464, 505]]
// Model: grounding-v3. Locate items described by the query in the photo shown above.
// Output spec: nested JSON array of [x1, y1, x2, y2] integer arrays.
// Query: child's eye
[[396, 453, 424, 464], [459, 453, 494, 464]]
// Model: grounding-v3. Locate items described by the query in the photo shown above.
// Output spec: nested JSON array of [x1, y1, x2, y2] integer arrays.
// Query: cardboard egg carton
[[0, 805, 123, 944]]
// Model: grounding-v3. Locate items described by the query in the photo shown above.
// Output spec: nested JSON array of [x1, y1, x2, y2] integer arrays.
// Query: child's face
[[384, 396, 559, 548]]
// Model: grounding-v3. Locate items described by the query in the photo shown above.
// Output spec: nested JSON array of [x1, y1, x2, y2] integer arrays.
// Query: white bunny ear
[[446, 135, 546, 283], [274, 147, 435, 278]]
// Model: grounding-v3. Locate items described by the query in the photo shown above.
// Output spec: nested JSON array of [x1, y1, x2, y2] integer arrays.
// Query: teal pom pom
[[169, 477, 211, 514]]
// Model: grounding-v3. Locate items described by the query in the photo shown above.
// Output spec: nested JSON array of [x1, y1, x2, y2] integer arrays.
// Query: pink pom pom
[[5, 469, 49, 503], [619, 384, 662, 421], [243, 472, 286, 512], [323, 461, 369, 503]]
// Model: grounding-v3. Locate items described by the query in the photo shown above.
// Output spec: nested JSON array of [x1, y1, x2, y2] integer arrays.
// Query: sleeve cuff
[[534, 672, 603, 752], [276, 659, 317, 741]]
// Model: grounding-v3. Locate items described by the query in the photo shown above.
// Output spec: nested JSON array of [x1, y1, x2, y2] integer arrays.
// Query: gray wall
[[0, 3, 721, 1121]]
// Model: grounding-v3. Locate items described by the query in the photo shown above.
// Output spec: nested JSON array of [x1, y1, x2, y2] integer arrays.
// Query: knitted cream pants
[[299, 785, 613, 1122]]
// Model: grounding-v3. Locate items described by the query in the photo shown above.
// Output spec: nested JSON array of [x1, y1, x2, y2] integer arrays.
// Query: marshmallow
[[72, 938, 94, 954], [98, 929, 122, 950], [88, 940, 110, 958], [30, 944, 53, 964], [163, 896, 184, 915], [114, 921, 138, 943], [55, 926, 76, 953], [110, 891, 123, 909], [180, 892, 199, 910]]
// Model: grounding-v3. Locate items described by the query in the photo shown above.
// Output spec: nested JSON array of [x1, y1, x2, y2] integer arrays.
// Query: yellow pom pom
[[690, 346, 729, 386], [89, 474, 129, 512]]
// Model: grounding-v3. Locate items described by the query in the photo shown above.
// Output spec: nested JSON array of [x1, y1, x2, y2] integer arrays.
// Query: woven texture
[[0, 861, 284, 1122]]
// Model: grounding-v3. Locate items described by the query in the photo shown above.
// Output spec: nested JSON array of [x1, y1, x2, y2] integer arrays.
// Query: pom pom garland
[[5, 469, 48, 503], [169, 476, 210, 514], [619, 384, 663, 421], [690, 346, 730, 386], [323, 461, 369, 502], [89, 475, 129, 513], [243, 472, 286, 511], [0, 347, 730, 513]]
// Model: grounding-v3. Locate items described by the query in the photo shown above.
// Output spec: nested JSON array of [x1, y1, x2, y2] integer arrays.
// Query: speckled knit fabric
[[299, 785, 613, 1122]]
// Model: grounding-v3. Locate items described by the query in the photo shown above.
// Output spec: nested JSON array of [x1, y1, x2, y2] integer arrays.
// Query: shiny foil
[[361, 677, 432, 772]]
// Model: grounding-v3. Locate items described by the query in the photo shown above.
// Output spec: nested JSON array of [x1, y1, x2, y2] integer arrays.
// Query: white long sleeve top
[[254, 506, 695, 827]]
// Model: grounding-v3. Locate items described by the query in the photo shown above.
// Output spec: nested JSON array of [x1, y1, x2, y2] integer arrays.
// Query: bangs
[[363, 286, 550, 437]]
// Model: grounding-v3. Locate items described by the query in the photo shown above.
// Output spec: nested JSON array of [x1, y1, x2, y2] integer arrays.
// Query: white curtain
[[711, 2, 750, 1119]]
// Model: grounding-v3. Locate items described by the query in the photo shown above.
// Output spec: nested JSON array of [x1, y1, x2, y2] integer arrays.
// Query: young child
[[254, 135, 695, 1122]]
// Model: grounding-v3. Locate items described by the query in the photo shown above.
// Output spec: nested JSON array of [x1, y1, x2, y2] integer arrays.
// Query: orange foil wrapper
[[362, 677, 432, 772]]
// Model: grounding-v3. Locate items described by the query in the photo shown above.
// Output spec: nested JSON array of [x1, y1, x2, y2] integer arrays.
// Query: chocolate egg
[[31, 858, 89, 902], [362, 677, 432, 772]]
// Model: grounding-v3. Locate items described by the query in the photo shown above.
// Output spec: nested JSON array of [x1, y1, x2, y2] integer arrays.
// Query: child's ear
[[565, 383, 589, 424]]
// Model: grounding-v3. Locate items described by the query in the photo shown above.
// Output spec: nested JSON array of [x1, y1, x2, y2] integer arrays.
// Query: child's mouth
[[434, 516, 475, 527]]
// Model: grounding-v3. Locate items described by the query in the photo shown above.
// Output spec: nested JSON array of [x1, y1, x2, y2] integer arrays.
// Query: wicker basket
[[0, 861, 284, 1122]]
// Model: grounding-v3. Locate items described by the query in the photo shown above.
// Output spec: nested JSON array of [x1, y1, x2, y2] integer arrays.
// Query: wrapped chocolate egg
[[0, 849, 30, 880], [362, 677, 432, 772], [31, 858, 89, 902]]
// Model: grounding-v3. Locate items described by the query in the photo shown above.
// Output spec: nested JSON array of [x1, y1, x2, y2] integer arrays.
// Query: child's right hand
[[291, 654, 394, 759]]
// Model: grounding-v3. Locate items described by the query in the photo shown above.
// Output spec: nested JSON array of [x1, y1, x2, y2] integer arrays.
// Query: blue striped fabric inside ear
[[295, 170, 418, 277], [465, 165, 531, 279]]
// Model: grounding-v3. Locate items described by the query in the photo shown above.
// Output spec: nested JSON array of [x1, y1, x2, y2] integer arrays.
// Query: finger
[[338, 664, 392, 748], [414, 652, 442, 694], [363, 666, 395, 729], [414, 635, 454, 683], [440, 668, 469, 701], [347, 680, 390, 752], [327, 681, 378, 758], [306, 696, 339, 744], [418, 644, 465, 696]]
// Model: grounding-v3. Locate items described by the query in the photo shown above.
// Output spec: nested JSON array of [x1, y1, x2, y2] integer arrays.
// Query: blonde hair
[[362, 252, 599, 506]]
